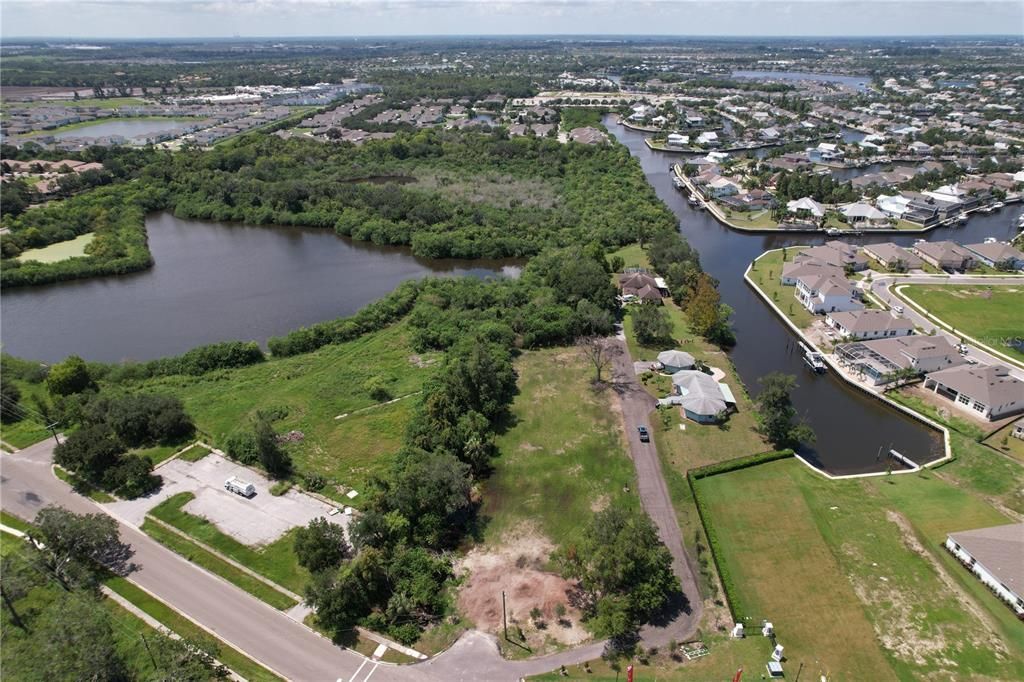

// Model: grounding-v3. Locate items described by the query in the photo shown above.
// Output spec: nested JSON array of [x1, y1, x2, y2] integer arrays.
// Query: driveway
[[609, 338, 704, 645]]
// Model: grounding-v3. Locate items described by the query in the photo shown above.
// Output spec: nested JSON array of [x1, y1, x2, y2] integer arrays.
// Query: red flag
[[626, 664, 634, 682], [732, 667, 744, 682]]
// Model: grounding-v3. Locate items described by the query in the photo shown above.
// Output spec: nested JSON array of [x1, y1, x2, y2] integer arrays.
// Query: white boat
[[826, 227, 842, 236], [956, 214, 968, 225], [993, 202, 1005, 210], [799, 342, 827, 373], [673, 176, 684, 190]]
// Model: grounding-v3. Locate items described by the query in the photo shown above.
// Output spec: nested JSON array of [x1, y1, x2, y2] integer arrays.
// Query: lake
[[53, 118, 194, 141], [732, 70, 871, 92], [0, 213, 520, 363], [606, 115, 1024, 474]]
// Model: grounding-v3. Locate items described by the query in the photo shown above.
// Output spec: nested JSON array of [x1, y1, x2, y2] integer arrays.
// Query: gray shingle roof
[[948, 523, 1024, 597]]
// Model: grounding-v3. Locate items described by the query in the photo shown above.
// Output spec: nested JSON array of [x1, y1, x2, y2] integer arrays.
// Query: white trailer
[[224, 476, 256, 498]]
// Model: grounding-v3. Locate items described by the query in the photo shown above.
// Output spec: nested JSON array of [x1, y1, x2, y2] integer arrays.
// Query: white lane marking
[[362, 662, 380, 682], [347, 658, 369, 682]]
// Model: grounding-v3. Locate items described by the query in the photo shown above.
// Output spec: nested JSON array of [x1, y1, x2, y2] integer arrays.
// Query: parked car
[[892, 305, 904, 315], [638, 426, 650, 442]]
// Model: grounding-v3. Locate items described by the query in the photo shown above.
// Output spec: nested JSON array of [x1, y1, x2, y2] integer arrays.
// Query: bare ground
[[456, 526, 591, 652]]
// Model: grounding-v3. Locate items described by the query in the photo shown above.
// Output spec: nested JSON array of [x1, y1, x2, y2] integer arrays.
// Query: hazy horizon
[[2, 1, 1021, 40]]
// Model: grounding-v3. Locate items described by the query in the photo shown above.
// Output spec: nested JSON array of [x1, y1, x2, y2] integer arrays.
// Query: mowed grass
[[126, 321, 435, 498], [747, 247, 816, 329], [140, 519, 297, 610], [983, 422, 1024, 464], [898, 284, 1024, 363], [105, 577, 283, 682], [17, 233, 95, 263], [697, 458, 1024, 680], [483, 347, 638, 547], [149, 492, 310, 594]]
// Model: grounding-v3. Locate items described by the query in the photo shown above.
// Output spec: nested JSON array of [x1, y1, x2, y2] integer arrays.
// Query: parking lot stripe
[[347, 658, 368, 682]]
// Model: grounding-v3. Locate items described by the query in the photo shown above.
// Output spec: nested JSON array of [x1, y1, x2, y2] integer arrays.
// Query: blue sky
[[2, 1, 1021, 39]]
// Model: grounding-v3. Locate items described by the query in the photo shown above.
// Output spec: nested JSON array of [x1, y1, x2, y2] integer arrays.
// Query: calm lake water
[[732, 70, 871, 92], [54, 118, 193, 141], [606, 115, 1023, 474], [0, 213, 520, 363]]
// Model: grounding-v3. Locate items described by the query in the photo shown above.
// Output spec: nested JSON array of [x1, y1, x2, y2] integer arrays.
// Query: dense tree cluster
[[772, 171, 859, 204], [558, 506, 680, 643]]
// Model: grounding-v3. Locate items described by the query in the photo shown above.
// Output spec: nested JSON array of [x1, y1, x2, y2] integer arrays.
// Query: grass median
[[149, 492, 309, 594], [140, 518, 298, 610], [105, 577, 284, 682]]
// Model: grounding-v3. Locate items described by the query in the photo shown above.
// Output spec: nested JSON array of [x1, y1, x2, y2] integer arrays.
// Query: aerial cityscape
[[1, 2, 1023, 681]]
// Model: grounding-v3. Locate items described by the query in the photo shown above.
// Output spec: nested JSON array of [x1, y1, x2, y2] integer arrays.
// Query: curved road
[[1, 340, 702, 682], [868, 274, 1024, 380]]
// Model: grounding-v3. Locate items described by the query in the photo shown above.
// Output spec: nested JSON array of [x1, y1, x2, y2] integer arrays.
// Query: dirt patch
[[456, 526, 591, 650], [590, 493, 610, 512], [407, 354, 437, 368]]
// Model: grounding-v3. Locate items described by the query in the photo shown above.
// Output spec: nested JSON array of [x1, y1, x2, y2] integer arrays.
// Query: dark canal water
[[1, 213, 520, 363], [606, 115, 1023, 474]]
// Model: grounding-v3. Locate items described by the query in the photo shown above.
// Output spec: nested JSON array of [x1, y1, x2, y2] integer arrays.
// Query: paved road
[[608, 336, 704, 644], [868, 274, 1024, 380], [1, 439, 413, 682]]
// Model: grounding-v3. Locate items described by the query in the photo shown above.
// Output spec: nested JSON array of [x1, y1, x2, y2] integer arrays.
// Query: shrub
[[224, 428, 259, 465], [270, 481, 292, 496], [303, 473, 326, 491]]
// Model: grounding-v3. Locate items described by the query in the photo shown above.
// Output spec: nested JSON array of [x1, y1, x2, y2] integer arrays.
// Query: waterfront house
[[720, 189, 776, 212], [666, 133, 690, 147], [798, 241, 869, 271], [963, 241, 1024, 271], [696, 131, 720, 147], [786, 197, 825, 218], [568, 127, 609, 145], [619, 271, 663, 303], [840, 202, 889, 227], [758, 127, 781, 141], [706, 175, 741, 198], [794, 271, 863, 314], [656, 350, 696, 374], [946, 523, 1024, 617], [835, 336, 963, 385], [863, 242, 924, 270], [826, 309, 915, 340], [668, 370, 736, 423], [875, 194, 914, 219], [912, 240, 976, 271], [923, 364, 1024, 421], [780, 260, 845, 286]]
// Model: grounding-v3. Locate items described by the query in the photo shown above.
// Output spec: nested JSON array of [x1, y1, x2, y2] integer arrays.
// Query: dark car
[[638, 426, 650, 442]]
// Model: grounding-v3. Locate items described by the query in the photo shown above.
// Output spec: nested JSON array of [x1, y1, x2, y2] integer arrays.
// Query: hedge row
[[687, 449, 794, 623], [267, 278, 422, 357], [100, 340, 265, 384]]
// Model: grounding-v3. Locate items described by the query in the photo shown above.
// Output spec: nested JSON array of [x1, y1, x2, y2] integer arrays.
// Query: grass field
[[695, 458, 1024, 680], [483, 347, 638, 547], [720, 207, 779, 229], [0, 380, 55, 449], [17, 233, 95, 263], [177, 442, 212, 463], [0, 510, 32, 534], [897, 284, 1024, 363], [54, 465, 117, 502], [105, 577, 283, 682], [140, 518, 298, 610], [746, 247, 817, 330], [124, 320, 436, 501], [149, 492, 310, 594]]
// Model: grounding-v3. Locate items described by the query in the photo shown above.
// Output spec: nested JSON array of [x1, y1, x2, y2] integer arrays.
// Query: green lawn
[[133, 440, 191, 466], [0, 510, 32, 534], [483, 347, 638, 547], [747, 247, 817, 329], [122, 320, 436, 501], [0, 380, 54, 449], [720, 207, 779, 229], [17, 233, 95, 263], [696, 458, 1024, 680], [897, 284, 1024, 363], [149, 492, 310, 594], [140, 519, 297, 610], [177, 443, 212, 463], [105, 577, 283, 682], [608, 242, 651, 271]]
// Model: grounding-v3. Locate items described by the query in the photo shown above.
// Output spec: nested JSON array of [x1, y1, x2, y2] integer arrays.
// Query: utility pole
[[795, 661, 804, 682], [501, 590, 508, 641], [46, 422, 61, 446]]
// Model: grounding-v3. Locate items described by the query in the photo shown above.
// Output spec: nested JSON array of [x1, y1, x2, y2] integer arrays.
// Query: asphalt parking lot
[[104, 451, 348, 546]]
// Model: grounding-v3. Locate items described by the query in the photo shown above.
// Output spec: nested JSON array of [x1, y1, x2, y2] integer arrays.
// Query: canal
[[606, 115, 1023, 474], [1, 213, 519, 364]]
